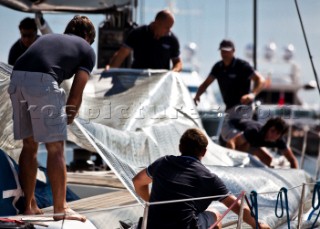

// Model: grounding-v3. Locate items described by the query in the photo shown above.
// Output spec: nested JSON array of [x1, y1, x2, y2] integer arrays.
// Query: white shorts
[[8, 71, 67, 143]]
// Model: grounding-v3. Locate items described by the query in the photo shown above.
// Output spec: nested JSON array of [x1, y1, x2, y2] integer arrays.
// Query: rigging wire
[[294, 0, 320, 96]]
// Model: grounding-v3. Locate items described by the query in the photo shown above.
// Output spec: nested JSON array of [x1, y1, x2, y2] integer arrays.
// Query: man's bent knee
[[22, 136, 38, 152], [45, 141, 64, 155], [198, 209, 222, 229]]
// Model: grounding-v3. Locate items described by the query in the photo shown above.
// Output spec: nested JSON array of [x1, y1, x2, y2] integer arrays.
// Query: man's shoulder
[[131, 25, 148, 34], [275, 138, 288, 150], [150, 155, 173, 165], [39, 33, 59, 39], [147, 155, 175, 174], [210, 60, 225, 76], [212, 60, 224, 68], [234, 58, 253, 68], [243, 121, 263, 141], [43, 34, 92, 50], [125, 25, 148, 43], [243, 120, 262, 131], [167, 31, 178, 39], [40, 33, 81, 42], [234, 57, 248, 64], [9, 39, 23, 51], [35, 33, 62, 44]]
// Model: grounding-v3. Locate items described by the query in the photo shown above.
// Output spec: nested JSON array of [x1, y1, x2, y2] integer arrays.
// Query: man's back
[[147, 155, 228, 229], [14, 33, 95, 84]]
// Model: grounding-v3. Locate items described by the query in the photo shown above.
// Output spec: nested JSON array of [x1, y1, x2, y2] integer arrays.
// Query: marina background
[[0, 0, 319, 106]]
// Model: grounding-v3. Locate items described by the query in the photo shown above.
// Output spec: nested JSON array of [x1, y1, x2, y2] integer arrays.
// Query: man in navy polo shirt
[[132, 128, 271, 229], [8, 15, 96, 222], [107, 10, 182, 72], [8, 13, 52, 66], [194, 39, 265, 142]]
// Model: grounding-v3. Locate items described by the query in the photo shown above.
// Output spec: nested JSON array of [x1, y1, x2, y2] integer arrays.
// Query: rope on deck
[[307, 181, 320, 228], [250, 190, 260, 229], [275, 187, 290, 229]]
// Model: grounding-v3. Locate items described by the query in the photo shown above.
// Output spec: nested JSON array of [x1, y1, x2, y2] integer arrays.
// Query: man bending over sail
[[226, 117, 298, 169]]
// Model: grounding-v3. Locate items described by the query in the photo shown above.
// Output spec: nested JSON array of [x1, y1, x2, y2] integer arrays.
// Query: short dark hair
[[179, 128, 208, 157], [64, 15, 96, 44], [261, 117, 289, 136], [19, 17, 37, 31]]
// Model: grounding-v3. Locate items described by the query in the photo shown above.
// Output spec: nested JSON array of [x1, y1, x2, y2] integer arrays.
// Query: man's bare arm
[[281, 148, 299, 169], [193, 75, 215, 105], [221, 195, 271, 229], [226, 133, 248, 150], [66, 70, 90, 124], [132, 168, 152, 202], [107, 46, 131, 68], [251, 71, 265, 96], [241, 71, 265, 104], [252, 147, 273, 167], [171, 57, 182, 72]]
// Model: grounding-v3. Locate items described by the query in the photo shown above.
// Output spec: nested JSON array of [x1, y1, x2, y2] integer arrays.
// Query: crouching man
[[132, 128, 271, 229], [226, 117, 298, 169]]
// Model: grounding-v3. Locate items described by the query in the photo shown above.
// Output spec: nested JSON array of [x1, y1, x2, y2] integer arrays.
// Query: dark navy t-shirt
[[146, 155, 229, 229], [210, 58, 254, 110], [240, 120, 287, 150], [124, 25, 180, 70], [14, 33, 95, 84]]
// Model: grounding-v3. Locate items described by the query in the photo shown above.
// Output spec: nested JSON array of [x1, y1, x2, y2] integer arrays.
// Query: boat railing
[[138, 182, 318, 229], [139, 183, 318, 229], [286, 120, 320, 179], [9, 182, 320, 228], [139, 191, 246, 229]]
